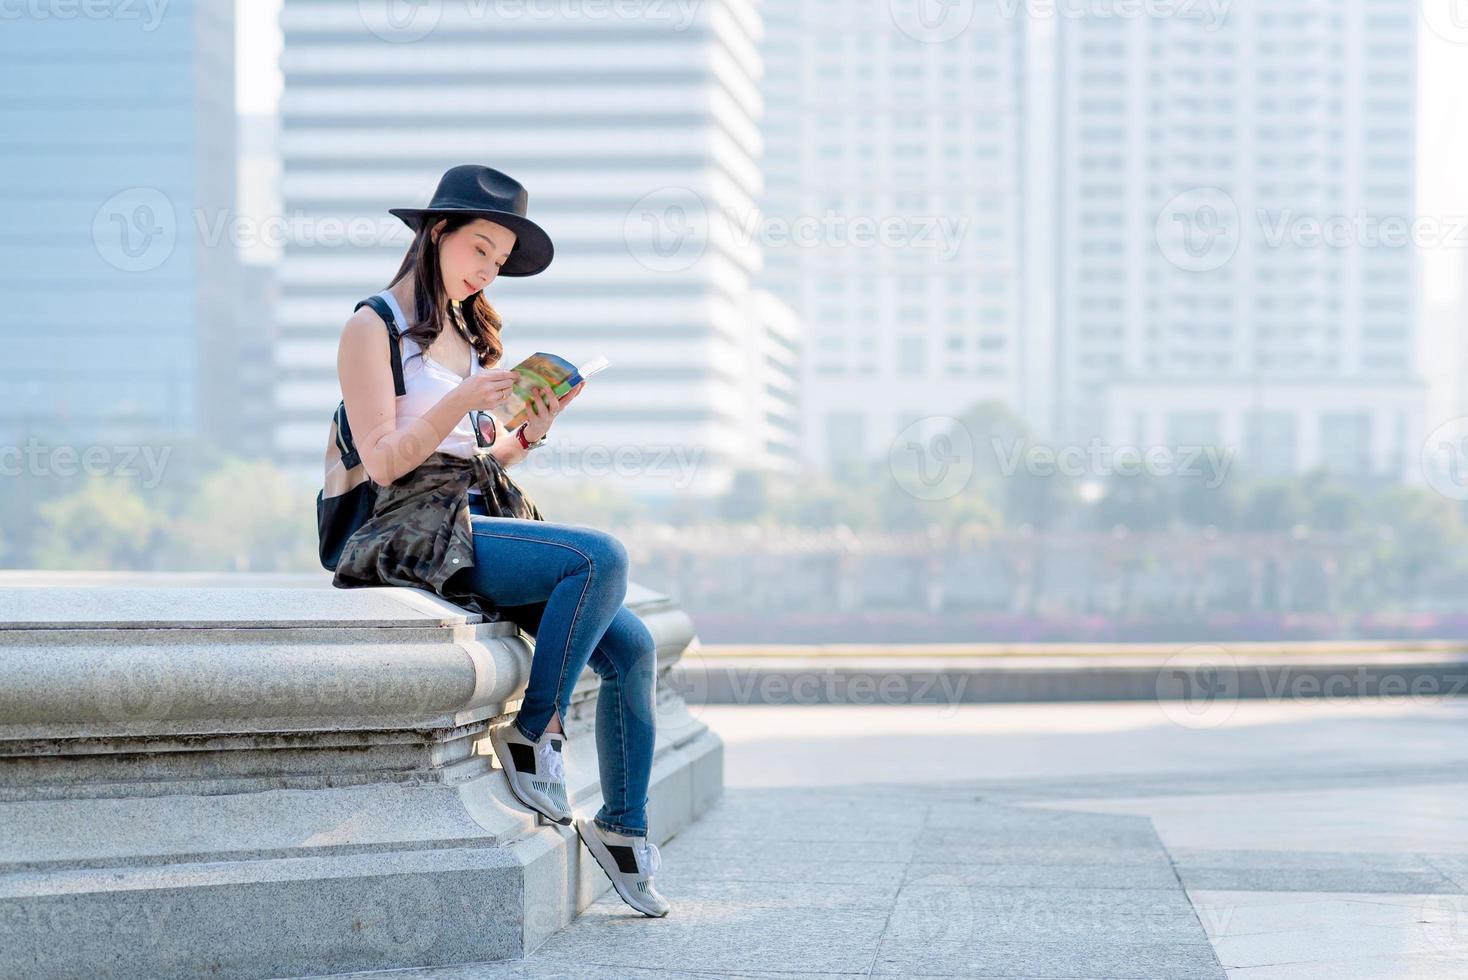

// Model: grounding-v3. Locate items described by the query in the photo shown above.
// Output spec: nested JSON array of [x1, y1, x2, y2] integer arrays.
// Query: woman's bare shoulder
[[340, 303, 391, 354]]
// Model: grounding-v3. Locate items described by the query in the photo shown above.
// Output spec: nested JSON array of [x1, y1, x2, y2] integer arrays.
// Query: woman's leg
[[488, 600, 659, 837], [586, 606, 659, 836], [464, 514, 630, 743]]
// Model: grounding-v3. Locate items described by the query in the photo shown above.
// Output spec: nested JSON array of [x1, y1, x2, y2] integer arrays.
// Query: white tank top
[[376, 289, 497, 492]]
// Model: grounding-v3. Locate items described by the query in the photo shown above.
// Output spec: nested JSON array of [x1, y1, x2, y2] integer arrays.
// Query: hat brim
[[388, 207, 554, 277]]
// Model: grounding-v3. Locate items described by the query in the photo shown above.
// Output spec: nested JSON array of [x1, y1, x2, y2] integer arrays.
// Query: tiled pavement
[[320, 698, 1468, 979]]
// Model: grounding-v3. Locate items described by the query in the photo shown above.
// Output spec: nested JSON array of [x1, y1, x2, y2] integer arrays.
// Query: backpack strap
[[334, 401, 361, 470], [354, 294, 407, 397]]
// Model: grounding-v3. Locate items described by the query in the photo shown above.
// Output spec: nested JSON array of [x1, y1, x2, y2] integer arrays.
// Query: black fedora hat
[[389, 164, 554, 277]]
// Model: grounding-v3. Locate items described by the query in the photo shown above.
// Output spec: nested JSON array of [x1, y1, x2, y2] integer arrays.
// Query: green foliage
[[33, 476, 163, 571]]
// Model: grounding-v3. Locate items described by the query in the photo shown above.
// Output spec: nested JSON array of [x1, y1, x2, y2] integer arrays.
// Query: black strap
[[354, 294, 407, 397], [334, 401, 361, 470], [337, 293, 483, 469], [332, 293, 409, 472]]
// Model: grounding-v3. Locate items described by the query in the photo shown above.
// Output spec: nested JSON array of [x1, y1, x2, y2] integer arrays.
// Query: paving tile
[[869, 938, 1225, 978], [904, 860, 1183, 889], [530, 901, 890, 975], [1176, 866, 1460, 894]]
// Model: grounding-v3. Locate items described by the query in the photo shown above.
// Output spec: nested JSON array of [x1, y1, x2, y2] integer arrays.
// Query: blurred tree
[[1241, 480, 1307, 532], [166, 457, 319, 571], [1365, 484, 1466, 603], [33, 476, 162, 570], [1089, 471, 1175, 532]]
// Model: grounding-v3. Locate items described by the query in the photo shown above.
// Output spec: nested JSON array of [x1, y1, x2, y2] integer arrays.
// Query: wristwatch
[[515, 422, 547, 451]]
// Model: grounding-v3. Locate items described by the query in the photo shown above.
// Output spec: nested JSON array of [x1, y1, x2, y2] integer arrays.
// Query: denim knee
[[584, 529, 629, 582]]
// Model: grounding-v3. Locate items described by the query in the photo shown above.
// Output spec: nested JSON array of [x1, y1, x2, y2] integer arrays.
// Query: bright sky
[[234, 0, 1468, 301]]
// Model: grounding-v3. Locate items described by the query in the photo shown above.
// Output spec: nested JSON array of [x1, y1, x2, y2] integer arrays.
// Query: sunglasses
[[470, 410, 497, 448]]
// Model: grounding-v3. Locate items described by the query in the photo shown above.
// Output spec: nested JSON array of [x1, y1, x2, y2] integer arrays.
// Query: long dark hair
[[386, 212, 505, 368]]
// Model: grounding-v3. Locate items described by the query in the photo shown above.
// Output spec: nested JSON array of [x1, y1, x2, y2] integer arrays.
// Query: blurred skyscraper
[[0, 0, 238, 450], [1053, 0, 1423, 482], [760, 2, 1032, 468], [274, 0, 798, 498]]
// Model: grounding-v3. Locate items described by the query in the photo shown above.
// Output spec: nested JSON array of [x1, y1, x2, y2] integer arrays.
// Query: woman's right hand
[[457, 368, 519, 412]]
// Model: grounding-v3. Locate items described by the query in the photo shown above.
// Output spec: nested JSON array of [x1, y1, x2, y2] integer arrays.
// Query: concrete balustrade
[[0, 572, 723, 980]]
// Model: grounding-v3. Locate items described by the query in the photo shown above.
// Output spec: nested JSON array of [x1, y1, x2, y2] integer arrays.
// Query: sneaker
[[575, 816, 671, 917], [488, 719, 573, 825]]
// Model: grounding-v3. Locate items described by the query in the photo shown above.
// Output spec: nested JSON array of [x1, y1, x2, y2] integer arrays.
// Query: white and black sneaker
[[488, 720, 573, 826], [575, 816, 671, 917]]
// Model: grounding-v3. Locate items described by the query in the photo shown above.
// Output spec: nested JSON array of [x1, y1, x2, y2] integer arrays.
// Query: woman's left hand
[[521, 381, 585, 441]]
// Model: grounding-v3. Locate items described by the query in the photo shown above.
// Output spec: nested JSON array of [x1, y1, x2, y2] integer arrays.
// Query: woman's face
[[432, 218, 517, 302]]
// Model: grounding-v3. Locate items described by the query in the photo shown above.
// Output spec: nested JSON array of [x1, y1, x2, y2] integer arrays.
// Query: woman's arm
[[337, 307, 472, 485], [486, 414, 531, 468]]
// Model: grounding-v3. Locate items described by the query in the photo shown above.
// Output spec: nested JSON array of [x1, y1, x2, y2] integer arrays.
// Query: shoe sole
[[574, 817, 670, 918], [489, 729, 574, 826]]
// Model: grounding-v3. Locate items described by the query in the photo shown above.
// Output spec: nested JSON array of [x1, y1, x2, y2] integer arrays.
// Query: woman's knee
[[579, 527, 629, 581]]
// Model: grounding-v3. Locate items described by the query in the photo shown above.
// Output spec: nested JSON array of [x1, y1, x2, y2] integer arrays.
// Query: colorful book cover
[[489, 352, 609, 429]]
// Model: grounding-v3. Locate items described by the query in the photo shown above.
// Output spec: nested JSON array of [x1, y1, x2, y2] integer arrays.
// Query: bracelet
[[515, 423, 547, 451]]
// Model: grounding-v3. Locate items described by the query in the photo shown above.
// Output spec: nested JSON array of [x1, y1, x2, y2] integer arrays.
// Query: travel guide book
[[489, 352, 610, 429]]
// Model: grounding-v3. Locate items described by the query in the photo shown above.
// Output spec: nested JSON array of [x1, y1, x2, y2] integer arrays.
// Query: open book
[[489, 352, 610, 429]]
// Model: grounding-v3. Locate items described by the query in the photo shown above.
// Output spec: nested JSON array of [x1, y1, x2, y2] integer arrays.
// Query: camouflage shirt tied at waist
[[330, 450, 543, 619]]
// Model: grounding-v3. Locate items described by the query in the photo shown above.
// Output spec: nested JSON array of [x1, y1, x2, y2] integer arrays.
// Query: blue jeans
[[465, 495, 658, 837]]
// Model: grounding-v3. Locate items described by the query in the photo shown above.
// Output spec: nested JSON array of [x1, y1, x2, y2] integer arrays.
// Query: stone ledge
[[0, 573, 722, 979]]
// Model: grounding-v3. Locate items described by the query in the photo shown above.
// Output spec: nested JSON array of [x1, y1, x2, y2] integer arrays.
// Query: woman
[[335, 164, 669, 917]]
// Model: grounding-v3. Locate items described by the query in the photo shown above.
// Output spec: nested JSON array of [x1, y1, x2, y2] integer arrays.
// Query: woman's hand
[[521, 380, 586, 441], [456, 368, 518, 412]]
